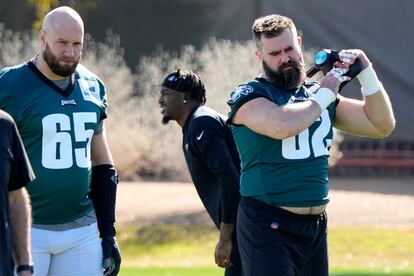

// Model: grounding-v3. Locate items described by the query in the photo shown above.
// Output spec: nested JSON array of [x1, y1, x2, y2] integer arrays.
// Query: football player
[[0, 6, 120, 276], [227, 14, 395, 275], [159, 69, 242, 275]]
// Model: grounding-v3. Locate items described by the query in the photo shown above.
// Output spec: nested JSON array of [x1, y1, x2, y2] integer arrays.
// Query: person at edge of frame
[[0, 109, 35, 276]]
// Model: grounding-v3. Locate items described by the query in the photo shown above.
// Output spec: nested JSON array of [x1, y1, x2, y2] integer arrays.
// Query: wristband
[[16, 264, 34, 273], [357, 63, 383, 96], [310, 87, 336, 110]]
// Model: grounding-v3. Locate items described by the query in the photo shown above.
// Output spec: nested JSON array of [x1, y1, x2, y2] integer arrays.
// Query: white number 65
[[41, 112, 97, 169]]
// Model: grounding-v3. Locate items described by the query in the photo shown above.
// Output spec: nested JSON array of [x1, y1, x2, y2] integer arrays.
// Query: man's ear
[[39, 31, 47, 49], [297, 36, 302, 46], [255, 50, 263, 60], [183, 93, 190, 103]]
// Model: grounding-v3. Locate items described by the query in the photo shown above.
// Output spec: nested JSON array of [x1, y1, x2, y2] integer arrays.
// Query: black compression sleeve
[[89, 164, 118, 237]]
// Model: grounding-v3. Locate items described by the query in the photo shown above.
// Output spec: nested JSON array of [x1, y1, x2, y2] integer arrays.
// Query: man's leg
[[32, 228, 52, 276], [237, 197, 296, 276], [48, 223, 102, 276], [299, 213, 328, 276]]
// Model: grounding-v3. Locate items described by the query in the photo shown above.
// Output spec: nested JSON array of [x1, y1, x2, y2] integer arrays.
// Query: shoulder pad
[[227, 84, 256, 105]]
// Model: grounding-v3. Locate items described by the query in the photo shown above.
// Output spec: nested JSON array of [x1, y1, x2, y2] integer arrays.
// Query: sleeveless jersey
[[0, 61, 107, 224], [227, 78, 336, 207]]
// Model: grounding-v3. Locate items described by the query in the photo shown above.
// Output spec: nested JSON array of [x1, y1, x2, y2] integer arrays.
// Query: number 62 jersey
[[0, 61, 107, 225], [227, 77, 337, 208]]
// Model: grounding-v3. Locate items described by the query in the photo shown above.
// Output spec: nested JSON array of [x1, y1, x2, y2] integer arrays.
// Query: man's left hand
[[339, 49, 370, 68], [102, 236, 121, 276]]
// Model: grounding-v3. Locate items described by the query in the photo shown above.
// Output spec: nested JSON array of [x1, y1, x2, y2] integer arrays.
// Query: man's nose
[[280, 51, 290, 63], [64, 45, 76, 57]]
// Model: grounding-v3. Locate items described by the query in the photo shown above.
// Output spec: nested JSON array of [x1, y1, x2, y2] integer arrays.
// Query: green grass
[[330, 227, 414, 272], [118, 267, 414, 276], [119, 267, 222, 276], [116, 224, 414, 275]]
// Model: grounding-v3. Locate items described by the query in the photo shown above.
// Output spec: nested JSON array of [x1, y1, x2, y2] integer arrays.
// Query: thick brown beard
[[43, 43, 79, 77], [262, 58, 305, 91]]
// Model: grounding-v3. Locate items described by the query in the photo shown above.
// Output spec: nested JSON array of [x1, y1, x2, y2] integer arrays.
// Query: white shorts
[[31, 223, 103, 276]]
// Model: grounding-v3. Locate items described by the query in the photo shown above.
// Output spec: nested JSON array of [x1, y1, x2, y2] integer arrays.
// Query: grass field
[[116, 224, 414, 275], [118, 267, 414, 276]]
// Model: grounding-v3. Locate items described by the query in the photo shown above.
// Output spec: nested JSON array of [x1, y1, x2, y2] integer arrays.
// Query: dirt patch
[[116, 178, 414, 228]]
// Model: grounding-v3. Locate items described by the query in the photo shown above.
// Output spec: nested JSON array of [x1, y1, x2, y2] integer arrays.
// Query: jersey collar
[[27, 60, 76, 98]]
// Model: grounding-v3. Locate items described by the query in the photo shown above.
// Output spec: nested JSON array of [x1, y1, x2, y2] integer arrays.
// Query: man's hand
[[215, 238, 233, 268], [339, 49, 384, 97], [320, 67, 351, 93], [215, 223, 234, 268], [339, 49, 370, 69], [102, 236, 121, 276]]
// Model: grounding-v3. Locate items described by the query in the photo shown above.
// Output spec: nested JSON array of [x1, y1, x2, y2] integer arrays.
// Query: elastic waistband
[[32, 210, 97, 231], [241, 197, 326, 221]]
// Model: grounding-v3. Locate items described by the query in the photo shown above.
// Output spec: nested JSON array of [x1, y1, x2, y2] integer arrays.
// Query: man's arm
[[90, 123, 121, 276], [9, 188, 32, 276], [232, 69, 347, 139], [194, 119, 240, 268], [334, 50, 395, 138], [232, 97, 322, 139], [91, 123, 114, 166]]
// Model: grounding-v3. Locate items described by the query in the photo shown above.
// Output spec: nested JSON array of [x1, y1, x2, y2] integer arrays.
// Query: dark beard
[[262, 58, 305, 91], [43, 43, 79, 77], [162, 116, 171, 125]]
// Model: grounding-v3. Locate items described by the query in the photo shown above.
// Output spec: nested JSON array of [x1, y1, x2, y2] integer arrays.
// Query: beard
[[162, 115, 171, 125], [262, 57, 305, 91], [43, 43, 79, 77], [161, 108, 173, 125]]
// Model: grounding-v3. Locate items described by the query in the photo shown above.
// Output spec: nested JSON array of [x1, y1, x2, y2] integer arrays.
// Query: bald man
[[0, 6, 121, 276]]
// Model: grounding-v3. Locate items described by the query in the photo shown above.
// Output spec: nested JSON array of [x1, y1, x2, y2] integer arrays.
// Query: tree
[[27, 0, 59, 31]]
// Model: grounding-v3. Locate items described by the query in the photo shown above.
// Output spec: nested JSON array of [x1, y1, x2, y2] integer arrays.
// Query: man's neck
[[177, 103, 199, 128]]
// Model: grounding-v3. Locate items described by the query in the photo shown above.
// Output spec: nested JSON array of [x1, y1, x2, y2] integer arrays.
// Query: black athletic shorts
[[237, 197, 328, 276]]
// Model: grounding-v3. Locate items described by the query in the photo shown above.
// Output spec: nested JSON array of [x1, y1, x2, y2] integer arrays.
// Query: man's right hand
[[320, 67, 351, 93], [214, 238, 233, 268]]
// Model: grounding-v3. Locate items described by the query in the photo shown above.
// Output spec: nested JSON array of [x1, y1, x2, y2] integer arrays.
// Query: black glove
[[102, 236, 121, 276]]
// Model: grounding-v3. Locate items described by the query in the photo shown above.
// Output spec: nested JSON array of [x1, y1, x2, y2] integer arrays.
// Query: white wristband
[[310, 87, 336, 111], [357, 63, 383, 96]]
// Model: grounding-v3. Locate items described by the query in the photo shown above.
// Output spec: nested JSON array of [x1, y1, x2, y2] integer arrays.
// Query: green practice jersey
[[0, 61, 107, 224], [227, 78, 336, 207]]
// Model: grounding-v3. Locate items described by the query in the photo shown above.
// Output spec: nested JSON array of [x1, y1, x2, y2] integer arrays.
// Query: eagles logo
[[228, 85, 254, 104]]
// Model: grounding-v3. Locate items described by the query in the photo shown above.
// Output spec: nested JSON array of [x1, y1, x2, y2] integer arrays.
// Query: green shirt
[[0, 61, 107, 224], [227, 78, 336, 207]]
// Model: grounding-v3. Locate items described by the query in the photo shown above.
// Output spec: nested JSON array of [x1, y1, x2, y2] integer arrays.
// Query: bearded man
[[226, 14, 395, 276], [0, 6, 121, 276]]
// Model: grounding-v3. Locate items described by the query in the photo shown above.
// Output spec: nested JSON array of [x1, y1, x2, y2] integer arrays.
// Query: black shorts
[[237, 197, 328, 276]]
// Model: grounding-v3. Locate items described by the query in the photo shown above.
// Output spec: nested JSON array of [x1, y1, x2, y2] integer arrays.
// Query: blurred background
[[0, 0, 413, 181], [1, 1, 413, 274]]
